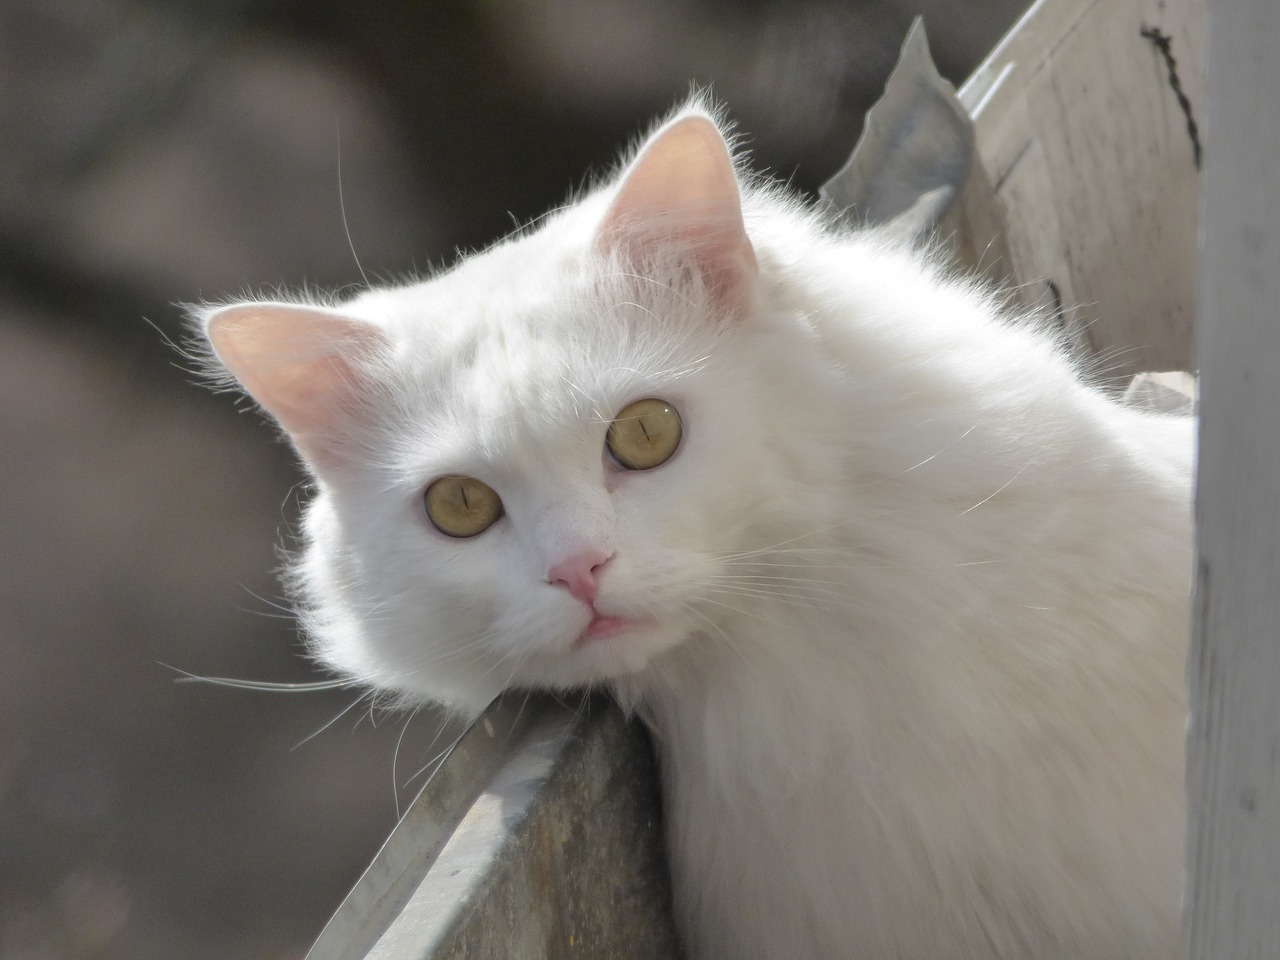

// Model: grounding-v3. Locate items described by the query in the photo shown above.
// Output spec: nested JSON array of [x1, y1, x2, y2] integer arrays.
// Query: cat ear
[[201, 302, 387, 467], [597, 113, 758, 308]]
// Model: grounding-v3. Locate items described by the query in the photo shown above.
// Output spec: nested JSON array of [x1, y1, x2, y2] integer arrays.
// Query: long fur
[[197, 101, 1192, 959]]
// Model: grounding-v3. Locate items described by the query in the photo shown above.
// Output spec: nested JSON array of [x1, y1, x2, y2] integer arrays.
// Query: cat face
[[200, 109, 845, 712]]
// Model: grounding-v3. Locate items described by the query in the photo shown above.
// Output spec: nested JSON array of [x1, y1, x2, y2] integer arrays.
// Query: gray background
[[0, 1, 1030, 957]]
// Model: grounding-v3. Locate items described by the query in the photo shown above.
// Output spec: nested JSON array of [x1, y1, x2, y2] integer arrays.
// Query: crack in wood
[[1141, 24, 1203, 169]]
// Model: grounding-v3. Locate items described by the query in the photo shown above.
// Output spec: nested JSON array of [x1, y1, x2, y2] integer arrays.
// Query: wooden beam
[[1186, 1, 1280, 956], [957, 0, 1203, 376]]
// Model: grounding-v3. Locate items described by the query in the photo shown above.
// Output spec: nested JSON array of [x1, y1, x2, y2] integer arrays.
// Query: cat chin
[[522, 620, 691, 687]]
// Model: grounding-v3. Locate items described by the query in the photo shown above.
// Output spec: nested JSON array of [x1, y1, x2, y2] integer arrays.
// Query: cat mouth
[[574, 613, 645, 647]]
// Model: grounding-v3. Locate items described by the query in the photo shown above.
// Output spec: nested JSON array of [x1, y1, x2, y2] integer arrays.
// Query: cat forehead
[[377, 329, 672, 485], [349, 206, 605, 334], [348, 221, 712, 397], [351, 265, 627, 400], [345, 258, 708, 466]]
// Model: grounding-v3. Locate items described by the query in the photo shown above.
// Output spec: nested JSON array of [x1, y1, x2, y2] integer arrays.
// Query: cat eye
[[424, 475, 504, 538], [606, 398, 682, 470]]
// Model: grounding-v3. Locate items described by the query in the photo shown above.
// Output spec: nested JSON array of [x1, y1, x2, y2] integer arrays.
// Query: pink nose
[[547, 549, 612, 606]]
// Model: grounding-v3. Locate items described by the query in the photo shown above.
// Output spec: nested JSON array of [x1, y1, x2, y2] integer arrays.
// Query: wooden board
[[956, 0, 1203, 376], [1186, 1, 1280, 956]]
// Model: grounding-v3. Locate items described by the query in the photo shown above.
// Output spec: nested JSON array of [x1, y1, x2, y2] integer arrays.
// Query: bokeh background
[[1, 1, 1031, 956]]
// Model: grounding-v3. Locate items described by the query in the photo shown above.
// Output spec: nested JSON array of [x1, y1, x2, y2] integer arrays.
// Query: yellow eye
[[424, 475, 503, 538], [607, 398, 682, 470]]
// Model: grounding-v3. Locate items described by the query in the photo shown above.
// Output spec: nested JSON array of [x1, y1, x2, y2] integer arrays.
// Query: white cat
[[196, 102, 1192, 959]]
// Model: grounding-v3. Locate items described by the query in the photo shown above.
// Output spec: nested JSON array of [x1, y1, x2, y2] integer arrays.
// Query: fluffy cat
[[196, 102, 1193, 959]]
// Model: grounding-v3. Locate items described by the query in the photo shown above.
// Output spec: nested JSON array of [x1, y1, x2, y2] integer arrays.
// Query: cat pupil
[[424, 475, 503, 538], [607, 398, 682, 470]]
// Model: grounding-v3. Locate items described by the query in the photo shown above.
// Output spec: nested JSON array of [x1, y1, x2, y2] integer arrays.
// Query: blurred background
[[1, 0, 1031, 956]]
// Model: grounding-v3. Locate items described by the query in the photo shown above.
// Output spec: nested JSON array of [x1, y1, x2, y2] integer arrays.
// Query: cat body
[[199, 104, 1192, 958]]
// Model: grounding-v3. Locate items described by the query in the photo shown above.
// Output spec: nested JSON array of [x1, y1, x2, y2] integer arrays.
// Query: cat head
[[196, 105, 847, 714]]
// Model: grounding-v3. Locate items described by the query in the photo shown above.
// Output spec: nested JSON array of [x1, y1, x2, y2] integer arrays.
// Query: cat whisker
[[507, 686, 541, 746], [335, 127, 371, 291], [162, 662, 361, 692], [711, 573, 849, 587], [557, 688, 596, 724], [707, 579, 870, 605], [391, 705, 427, 818], [679, 603, 753, 670], [714, 516, 886, 563], [722, 557, 1009, 571], [694, 595, 791, 632], [470, 633, 535, 686], [232, 607, 299, 622], [702, 582, 870, 614], [721, 558, 870, 569], [359, 695, 381, 731], [711, 590, 869, 610], [293, 689, 378, 751], [233, 584, 302, 620], [863, 423, 981, 487], [397, 715, 487, 817], [364, 632, 506, 688], [433, 635, 504, 663], [954, 464, 1028, 518], [400, 739, 458, 796]]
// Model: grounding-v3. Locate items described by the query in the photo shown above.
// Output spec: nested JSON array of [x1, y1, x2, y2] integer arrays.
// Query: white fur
[[199, 104, 1192, 959]]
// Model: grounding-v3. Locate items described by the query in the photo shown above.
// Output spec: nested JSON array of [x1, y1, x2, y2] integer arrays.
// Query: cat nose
[[547, 549, 613, 606]]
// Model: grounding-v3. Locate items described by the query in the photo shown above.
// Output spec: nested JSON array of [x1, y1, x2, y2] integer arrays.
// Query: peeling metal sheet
[[820, 17, 974, 239]]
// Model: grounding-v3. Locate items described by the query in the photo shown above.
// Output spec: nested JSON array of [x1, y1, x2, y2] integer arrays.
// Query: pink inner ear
[[596, 114, 758, 304], [204, 303, 387, 465]]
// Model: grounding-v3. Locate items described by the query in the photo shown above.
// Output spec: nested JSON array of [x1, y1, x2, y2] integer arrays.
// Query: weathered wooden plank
[[306, 697, 548, 960], [374, 699, 679, 960], [957, 0, 1203, 375], [1186, 1, 1280, 956], [307, 697, 680, 960]]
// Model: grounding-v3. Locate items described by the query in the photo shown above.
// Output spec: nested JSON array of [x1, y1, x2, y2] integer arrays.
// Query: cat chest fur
[[639, 453, 1189, 959]]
